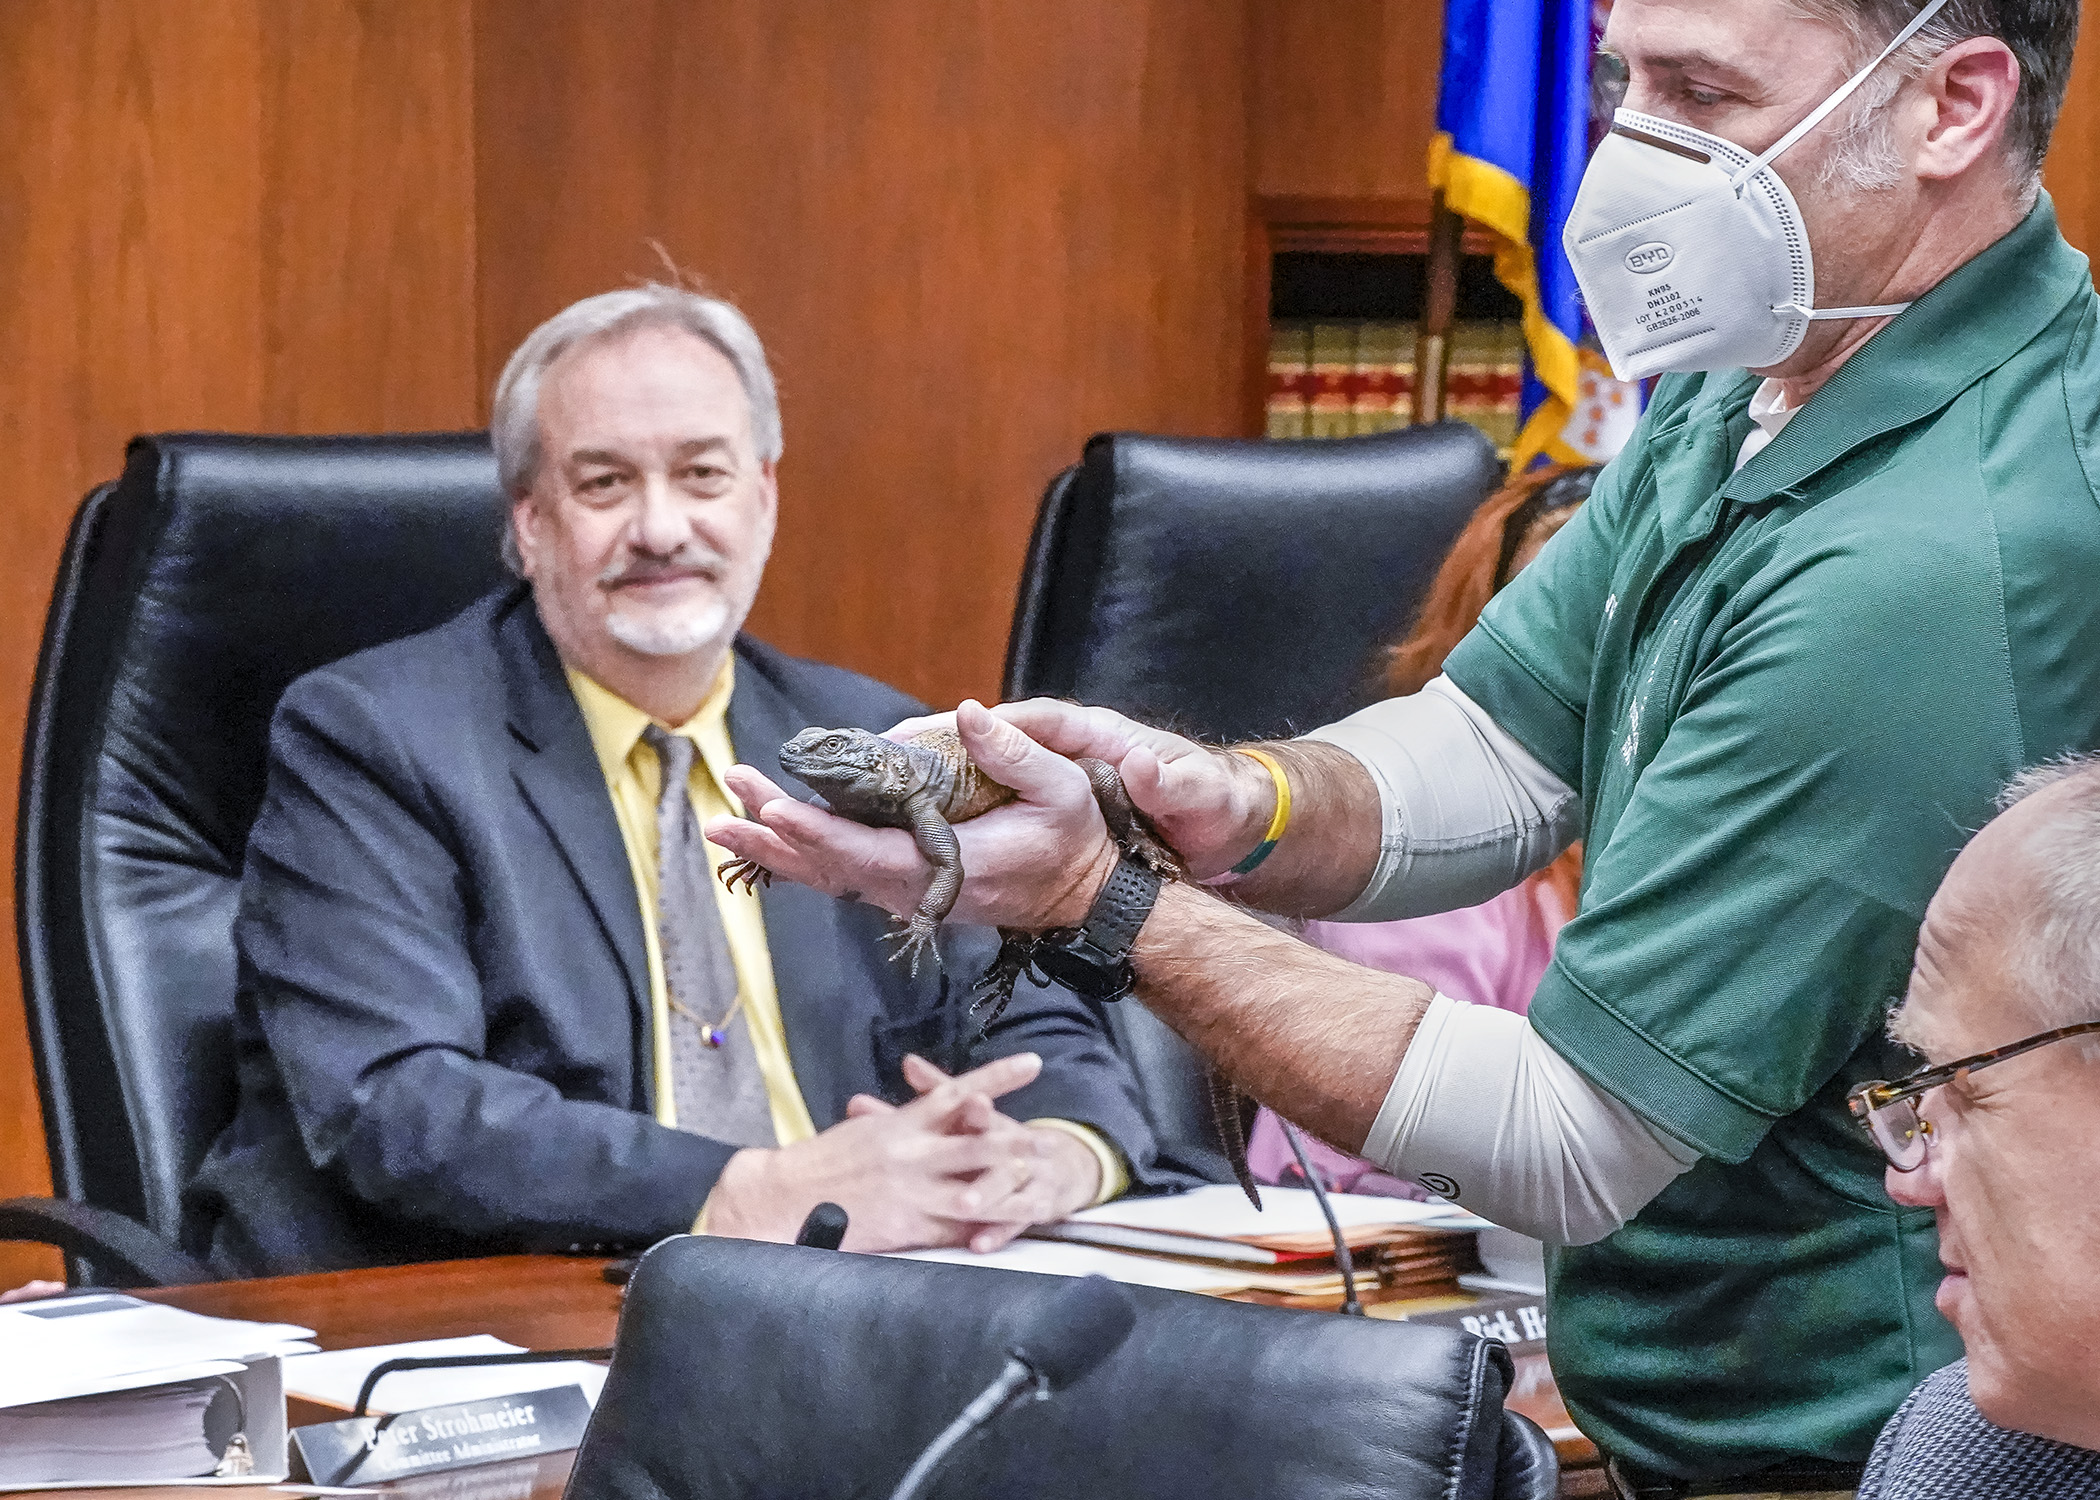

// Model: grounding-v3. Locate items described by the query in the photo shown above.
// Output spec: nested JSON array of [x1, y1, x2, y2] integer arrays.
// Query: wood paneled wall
[[2044, 14, 2100, 255], [1251, 0, 1445, 204], [475, 0, 1250, 705], [0, 0, 1251, 1288], [1, 0, 2096, 1290], [0, 0, 482, 1287]]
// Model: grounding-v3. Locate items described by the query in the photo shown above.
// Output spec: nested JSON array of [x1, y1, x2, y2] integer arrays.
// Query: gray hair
[[1993, 752, 2100, 1050], [491, 282, 782, 570], [1787, 1, 2079, 198]]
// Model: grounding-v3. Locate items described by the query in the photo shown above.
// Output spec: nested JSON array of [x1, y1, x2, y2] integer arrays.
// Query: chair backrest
[[569, 1235, 1555, 1500], [17, 433, 510, 1245], [1003, 424, 1501, 1173], [1006, 423, 1500, 741]]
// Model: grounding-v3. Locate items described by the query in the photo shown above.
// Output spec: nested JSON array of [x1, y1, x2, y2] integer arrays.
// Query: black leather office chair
[[569, 1234, 1559, 1499], [6, 433, 509, 1285], [1004, 424, 1503, 1176]]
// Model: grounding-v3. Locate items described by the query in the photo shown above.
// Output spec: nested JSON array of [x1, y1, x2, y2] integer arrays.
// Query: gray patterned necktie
[[641, 724, 777, 1149]]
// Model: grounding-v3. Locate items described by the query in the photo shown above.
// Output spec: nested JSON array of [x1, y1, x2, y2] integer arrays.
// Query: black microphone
[[886, 1274, 1135, 1500], [1279, 1118, 1365, 1316], [1006, 1273, 1137, 1391], [794, 1202, 849, 1250]]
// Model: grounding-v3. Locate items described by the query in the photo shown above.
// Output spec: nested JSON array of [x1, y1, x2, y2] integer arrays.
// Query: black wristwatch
[[1027, 852, 1165, 1002]]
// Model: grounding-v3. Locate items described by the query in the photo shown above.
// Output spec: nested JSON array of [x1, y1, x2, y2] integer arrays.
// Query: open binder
[[0, 1292, 309, 1490], [0, 1352, 290, 1491]]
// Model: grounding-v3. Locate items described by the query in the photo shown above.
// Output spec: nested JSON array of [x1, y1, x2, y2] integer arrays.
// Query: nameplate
[[288, 1385, 592, 1486], [1402, 1290, 1548, 1354]]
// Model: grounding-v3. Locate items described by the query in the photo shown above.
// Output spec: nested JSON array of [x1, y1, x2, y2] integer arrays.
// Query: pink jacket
[[1246, 876, 1568, 1196]]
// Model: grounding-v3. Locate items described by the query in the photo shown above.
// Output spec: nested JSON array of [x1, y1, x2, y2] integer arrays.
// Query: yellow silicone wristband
[[1224, 748, 1291, 877]]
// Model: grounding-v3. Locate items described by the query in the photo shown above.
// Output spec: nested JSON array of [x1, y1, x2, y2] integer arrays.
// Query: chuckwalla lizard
[[719, 724, 1262, 1204]]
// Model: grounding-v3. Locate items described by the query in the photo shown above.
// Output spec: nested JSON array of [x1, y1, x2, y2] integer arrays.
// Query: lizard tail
[[1078, 757, 1185, 879], [1206, 1067, 1262, 1210]]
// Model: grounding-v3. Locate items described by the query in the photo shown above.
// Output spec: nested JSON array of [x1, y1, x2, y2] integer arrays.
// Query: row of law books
[[1268, 318, 1527, 451]]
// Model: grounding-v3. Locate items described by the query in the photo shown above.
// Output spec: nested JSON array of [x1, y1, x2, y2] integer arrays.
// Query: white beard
[[605, 596, 732, 657]]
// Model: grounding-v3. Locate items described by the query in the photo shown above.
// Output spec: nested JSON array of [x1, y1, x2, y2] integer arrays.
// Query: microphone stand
[[884, 1275, 1134, 1500], [885, 1357, 1042, 1500], [327, 1348, 615, 1486], [1279, 1119, 1364, 1316]]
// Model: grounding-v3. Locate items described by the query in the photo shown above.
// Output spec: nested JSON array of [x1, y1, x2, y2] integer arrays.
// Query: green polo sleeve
[[1441, 378, 1695, 789], [1455, 501, 2023, 1162]]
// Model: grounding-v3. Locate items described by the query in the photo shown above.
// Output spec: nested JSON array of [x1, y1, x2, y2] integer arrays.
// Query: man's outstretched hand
[[703, 699, 1278, 931]]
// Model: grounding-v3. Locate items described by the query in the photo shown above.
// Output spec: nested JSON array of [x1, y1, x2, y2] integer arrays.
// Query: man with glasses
[[1846, 755, 2100, 1497]]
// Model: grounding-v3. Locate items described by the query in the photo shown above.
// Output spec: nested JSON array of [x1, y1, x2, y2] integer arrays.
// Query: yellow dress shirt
[[568, 660, 817, 1147], [566, 661, 1125, 1211]]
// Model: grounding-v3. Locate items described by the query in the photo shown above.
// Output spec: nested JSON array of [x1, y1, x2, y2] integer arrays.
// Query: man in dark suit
[[184, 284, 1176, 1276]]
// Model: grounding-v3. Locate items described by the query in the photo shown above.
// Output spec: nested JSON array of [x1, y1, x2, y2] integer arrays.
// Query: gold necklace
[[668, 992, 745, 1048]]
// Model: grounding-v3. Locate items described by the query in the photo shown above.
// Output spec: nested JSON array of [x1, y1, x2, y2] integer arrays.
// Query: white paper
[[889, 1241, 1256, 1293], [1064, 1183, 1489, 1239], [0, 1379, 220, 1484], [280, 1336, 606, 1415], [0, 1296, 313, 1411]]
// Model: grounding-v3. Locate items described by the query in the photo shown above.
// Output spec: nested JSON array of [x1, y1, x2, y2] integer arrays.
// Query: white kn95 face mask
[[1564, 0, 1952, 380]]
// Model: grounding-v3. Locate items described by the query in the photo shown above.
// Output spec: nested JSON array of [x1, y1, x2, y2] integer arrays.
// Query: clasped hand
[[705, 1052, 1098, 1253], [704, 698, 1275, 933]]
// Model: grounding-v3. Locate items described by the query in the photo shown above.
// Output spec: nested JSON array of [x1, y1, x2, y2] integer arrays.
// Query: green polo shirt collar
[[1723, 196, 2088, 512], [1644, 372, 1761, 550], [1643, 199, 2086, 553]]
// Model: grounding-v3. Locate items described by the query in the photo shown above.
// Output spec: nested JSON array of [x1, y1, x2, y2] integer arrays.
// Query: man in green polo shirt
[[708, 0, 2097, 1491]]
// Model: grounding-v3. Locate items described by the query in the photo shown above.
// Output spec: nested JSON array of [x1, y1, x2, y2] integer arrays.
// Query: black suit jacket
[[184, 586, 1178, 1275]]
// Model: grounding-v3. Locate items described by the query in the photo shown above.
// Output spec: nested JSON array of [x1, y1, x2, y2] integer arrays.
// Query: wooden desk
[[142, 1253, 623, 1498], [19, 1255, 1603, 1499], [135, 1255, 623, 1356]]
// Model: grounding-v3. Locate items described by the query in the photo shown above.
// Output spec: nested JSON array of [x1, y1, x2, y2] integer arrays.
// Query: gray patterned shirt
[[1859, 1361, 2100, 1499]]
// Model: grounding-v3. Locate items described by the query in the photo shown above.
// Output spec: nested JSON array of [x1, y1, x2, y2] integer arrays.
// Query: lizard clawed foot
[[968, 933, 1035, 1034], [1129, 834, 1182, 880], [880, 913, 942, 977], [717, 858, 773, 895], [1078, 756, 1187, 879]]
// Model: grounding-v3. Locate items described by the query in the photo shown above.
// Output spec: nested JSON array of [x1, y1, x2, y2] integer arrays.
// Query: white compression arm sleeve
[[1364, 995, 1700, 1246], [1301, 675, 1582, 922], [1302, 677, 1690, 1241]]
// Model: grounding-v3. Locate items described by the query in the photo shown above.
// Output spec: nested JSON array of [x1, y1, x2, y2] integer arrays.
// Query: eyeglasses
[[1848, 1020, 2100, 1171], [1593, 49, 1630, 116]]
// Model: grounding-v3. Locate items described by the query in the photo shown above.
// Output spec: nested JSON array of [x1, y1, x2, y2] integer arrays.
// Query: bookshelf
[[1248, 197, 1523, 452]]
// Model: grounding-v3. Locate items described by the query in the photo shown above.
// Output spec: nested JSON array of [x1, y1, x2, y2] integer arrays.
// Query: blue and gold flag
[[1432, 0, 1620, 464]]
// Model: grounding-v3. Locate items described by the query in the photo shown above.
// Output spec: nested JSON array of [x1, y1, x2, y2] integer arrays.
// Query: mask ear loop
[[1739, 0, 1953, 324], [1728, 0, 1954, 194]]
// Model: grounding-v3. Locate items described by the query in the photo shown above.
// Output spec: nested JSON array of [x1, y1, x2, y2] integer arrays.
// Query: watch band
[[1077, 852, 1164, 961]]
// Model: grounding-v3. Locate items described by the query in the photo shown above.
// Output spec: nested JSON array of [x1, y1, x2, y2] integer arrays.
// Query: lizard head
[[778, 726, 926, 804]]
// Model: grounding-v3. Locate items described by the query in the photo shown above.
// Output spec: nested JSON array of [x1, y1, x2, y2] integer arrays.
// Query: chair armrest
[[0, 1197, 214, 1287], [1495, 1410, 1561, 1500]]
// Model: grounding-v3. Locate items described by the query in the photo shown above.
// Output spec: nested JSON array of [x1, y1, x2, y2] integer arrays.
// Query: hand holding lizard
[[708, 699, 1126, 933], [707, 699, 1277, 933]]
